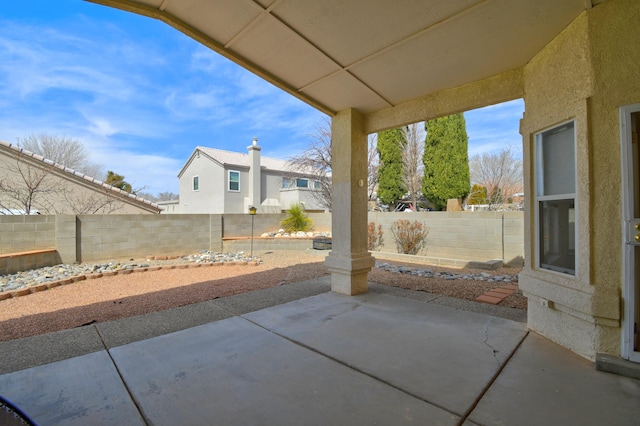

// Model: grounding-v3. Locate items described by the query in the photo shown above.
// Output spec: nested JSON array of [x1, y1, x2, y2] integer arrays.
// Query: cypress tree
[[376, 128, 406, 206], [422, 113, 470, 210]]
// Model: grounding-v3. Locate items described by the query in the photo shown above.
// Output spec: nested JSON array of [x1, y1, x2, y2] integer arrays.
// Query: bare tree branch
[[401, 123, 425, 210], [286, 117, 333, 209], [469, 146, 523, 209], [367, 134, 379, 201], [0, 150, 62, 214], [17, 133, 104, 178]]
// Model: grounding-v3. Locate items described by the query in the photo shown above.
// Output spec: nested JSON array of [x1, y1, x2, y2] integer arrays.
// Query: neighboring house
[[0, 140, 160, 214], [174, 138, 324, 214]]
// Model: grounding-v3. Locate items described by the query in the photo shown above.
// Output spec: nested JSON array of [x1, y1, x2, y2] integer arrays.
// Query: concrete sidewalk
[[0, 277, 638, 425]]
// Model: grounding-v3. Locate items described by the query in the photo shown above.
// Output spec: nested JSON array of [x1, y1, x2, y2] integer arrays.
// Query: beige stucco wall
[[0, 147, 158, 215], [178, 155, 227, 213], [519, 0, 640, 360]]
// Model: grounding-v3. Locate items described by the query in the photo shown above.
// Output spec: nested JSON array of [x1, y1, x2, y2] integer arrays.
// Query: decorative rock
[[0, 251, 263, 297], [375, 261, 518, 283]]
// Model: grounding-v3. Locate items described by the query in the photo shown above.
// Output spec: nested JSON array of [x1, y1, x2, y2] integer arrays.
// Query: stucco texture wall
[[179, 155, 227, 214], [0, 148, 157, 215], [519, 0, 640, 359]]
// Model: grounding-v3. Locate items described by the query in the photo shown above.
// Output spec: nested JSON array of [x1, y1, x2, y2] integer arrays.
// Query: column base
[[325, 252, 375, 295]]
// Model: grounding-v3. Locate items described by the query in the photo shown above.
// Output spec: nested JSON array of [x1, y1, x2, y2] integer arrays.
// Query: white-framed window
[[535, 120, 576, 275], [192, 176, 199, 191], [282, 177, 292, 189], [228, 170, 240, 192], [296, 178, 309, 188], [313, 180, 321, 189]]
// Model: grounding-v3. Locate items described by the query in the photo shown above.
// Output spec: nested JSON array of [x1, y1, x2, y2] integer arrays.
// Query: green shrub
[[391, 220, 429, 255], [368, 222, 384, 251], [280, 203, 313, 232]]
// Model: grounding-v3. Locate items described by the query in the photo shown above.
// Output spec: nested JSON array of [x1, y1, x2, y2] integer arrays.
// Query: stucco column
[[325, 108, 375, 295]]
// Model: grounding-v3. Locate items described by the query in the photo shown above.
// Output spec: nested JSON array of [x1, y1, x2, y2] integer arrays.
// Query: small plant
[[280, 203, 313, 232], [368, 222, 384, 251], [390, 220, 429, 255]]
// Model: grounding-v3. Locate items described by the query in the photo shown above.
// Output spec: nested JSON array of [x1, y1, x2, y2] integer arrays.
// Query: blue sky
[[0, 1, 524, 195]]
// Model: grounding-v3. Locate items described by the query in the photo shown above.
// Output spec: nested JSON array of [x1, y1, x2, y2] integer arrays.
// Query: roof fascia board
[[363, 68, 525, 134]]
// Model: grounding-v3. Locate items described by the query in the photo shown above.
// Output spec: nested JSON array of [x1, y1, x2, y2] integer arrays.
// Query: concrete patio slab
[[244, 292, 528, 417], [110, 315, 457, 425], [0, 350, 145, 425], [467, 332, 640, 426], [0, 284, 638, 425]]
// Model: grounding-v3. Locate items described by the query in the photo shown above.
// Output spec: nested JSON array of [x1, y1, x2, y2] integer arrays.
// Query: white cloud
[[0, 8, 524, 194], [465, 99, 524, 157]]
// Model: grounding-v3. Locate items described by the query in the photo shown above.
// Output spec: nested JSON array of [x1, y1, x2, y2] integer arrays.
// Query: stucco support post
[[325, 108, 375, 295]]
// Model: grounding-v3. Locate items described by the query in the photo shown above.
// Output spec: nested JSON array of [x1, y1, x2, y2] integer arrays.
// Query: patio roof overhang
[[87, 0, 605, 132]]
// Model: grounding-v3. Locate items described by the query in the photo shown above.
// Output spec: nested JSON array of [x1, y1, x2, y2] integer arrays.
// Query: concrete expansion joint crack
[[483, 316, 500, 363], [93, 324, 151, 425]]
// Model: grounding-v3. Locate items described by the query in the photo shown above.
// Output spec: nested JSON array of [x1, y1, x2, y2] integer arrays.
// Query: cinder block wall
[[0, 215, 56, 253], [222, 239, 314, 252], [222, 214, 286, 238], [0, 211, 523, 266], [75, 214, 218, 262], [221, 213, 331, 238], [367, 211, 524, 266]]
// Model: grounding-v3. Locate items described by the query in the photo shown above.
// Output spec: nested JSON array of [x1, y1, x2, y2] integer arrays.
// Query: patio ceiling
[[89, 0, 604, 120]]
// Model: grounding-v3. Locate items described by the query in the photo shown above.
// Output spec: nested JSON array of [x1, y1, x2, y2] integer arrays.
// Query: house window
[[313, 180, 321, 189], [282, 178, 292, 189], [193, 176, 199, 191], [228, 170, 240, 192], [296, 178, 309, 188], [535, 121, 576, 275]]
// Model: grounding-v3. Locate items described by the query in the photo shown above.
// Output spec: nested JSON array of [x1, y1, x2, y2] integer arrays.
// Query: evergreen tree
[[422, 113, 470, 210], [467, 184, 488, 205], [105, 171, 133, 193], [376, 128, 406, 206]]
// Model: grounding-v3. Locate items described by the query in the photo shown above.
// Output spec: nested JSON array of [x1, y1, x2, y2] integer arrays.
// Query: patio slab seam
[[238, 305, 464, 421]]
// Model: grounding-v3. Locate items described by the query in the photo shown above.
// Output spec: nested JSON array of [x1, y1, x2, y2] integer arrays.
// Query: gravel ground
[[0, 250, 525, 342]]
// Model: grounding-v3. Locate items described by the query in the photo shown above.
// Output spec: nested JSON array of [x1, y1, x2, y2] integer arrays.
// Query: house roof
[[199, 146, 289, 171], [178, 146, 316, 177], [0, 140, 161, 213], [90, 0, 606, 127]]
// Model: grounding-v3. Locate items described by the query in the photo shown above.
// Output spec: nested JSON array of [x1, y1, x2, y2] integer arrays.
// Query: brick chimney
[[247, 137, 261, 211]]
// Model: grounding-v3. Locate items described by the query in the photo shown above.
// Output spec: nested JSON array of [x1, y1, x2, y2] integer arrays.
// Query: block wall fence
[[0, 211, 523, 267]]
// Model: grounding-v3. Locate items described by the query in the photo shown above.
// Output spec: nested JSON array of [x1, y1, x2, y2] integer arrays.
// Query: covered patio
[[1, 279, 638, 424], [86, 0, 640, 363], [2, 0, 639, 423]]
